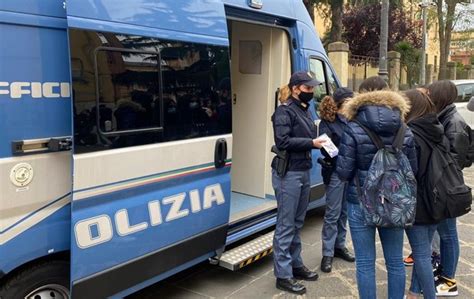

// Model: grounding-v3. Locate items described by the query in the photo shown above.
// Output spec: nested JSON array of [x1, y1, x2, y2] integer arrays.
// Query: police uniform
[[271, 72, 322, 294]]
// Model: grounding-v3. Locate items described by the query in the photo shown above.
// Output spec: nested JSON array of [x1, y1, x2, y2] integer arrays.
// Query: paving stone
[[304, 276, 356, 297], [173, 267, 254, 298], [128, 282, 210, 299], [226, 275, 286, 299]]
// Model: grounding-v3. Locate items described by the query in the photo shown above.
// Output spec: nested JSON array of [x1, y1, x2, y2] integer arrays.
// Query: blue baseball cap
[[289, 71, 321, 88], [333, 87, 354, 103]]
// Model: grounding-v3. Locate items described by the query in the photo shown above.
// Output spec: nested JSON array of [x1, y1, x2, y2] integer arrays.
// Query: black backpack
[[413, 128, 472, 221], [467, 127, 474, 165]]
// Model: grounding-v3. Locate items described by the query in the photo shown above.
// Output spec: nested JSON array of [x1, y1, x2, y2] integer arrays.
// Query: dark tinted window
[[70, 30, 231, 153]]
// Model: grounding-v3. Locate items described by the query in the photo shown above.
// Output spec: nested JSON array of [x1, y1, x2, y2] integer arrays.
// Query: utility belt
[[271, 146, 311, 177]]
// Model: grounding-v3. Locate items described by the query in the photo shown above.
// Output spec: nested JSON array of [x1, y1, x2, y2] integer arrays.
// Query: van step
[[219, 231, 274, 271]]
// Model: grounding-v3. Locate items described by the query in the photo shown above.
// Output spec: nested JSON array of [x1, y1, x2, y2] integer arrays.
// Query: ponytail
[[279, 84, 291, 103], [319, 95, 338, 122]]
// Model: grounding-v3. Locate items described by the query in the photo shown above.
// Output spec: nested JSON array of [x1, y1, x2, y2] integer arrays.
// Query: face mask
[[189, 102, 199, 109], [167, 107, 176, 114], [299, 91, 314, 103]]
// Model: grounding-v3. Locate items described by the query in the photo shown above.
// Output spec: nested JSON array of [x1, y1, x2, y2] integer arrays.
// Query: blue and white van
[[0, 0, 340, 297]]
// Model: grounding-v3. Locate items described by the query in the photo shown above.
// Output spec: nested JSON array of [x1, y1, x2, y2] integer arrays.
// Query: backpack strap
[[392, 123, 407, 150], [354, 120, 384, 150], [354, 120, 406, 151]]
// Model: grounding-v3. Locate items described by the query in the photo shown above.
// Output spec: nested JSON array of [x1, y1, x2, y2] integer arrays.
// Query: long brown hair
[[428, 80, 458, 113], [404, 89, 435, 123]]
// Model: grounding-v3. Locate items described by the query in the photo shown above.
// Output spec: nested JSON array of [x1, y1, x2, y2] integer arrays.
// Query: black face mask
[[299, 91, 314, 103]]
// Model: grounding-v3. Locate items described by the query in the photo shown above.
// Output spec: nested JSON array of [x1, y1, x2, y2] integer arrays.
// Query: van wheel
[[0, 260, 70, 299]]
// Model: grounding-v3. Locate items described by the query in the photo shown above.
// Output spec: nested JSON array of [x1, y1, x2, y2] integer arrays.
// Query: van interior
[[228, 20, 292, 224]]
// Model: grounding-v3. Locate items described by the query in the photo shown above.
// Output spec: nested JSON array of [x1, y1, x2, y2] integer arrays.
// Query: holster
[[271, 145, 289, 178]]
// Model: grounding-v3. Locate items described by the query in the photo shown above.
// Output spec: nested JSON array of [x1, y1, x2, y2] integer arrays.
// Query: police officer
[[271, 71, 325, 295]]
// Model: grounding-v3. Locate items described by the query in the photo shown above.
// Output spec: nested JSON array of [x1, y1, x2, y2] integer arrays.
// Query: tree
[[304, 0, 344, 43], [342, 4, 422, 57], [435, 0, 473, 79], [395, 41, 421, 87], [303, 0, 315, 23]]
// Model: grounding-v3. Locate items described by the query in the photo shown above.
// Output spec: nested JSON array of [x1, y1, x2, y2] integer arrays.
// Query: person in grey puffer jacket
[[336, 76, 417, 299]]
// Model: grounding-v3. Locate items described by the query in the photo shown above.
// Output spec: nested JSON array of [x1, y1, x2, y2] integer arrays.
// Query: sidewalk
[[129, 169, 474, 298]]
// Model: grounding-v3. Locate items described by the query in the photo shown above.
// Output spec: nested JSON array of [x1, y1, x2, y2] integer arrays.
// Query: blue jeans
[[438, 217, 460, 279], [272, 170, 310, 279], [321, 172, 348, 256], [432, 231, 440, 253], [348, 202, 405, 299], [406, 224, 437, 298]]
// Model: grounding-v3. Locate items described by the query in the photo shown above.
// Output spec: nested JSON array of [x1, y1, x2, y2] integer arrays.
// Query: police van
[[0, 0, 339, 297]]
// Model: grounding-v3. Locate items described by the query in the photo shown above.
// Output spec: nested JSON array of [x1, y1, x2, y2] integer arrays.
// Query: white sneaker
[[436, 276, 459, 297]]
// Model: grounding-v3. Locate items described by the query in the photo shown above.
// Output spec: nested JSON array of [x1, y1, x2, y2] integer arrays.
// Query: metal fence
[[348, 55, 380, 92]]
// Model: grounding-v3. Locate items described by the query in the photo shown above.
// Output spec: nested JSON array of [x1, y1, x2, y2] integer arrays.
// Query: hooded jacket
[[336, 90, 418, 204], [409, 113, 450, 224], [438, 104, 472, 169]]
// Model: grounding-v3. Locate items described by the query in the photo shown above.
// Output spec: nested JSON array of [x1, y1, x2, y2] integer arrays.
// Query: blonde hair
[[279, 84, 292, 103], [319, 96, 338, 122]]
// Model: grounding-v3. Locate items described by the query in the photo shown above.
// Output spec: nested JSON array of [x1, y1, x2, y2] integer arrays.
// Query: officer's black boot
[[293, 265, 319, 281], [320, 256, 333, 273], [276, 278, 306, 295], [334, 247, 355, 262]]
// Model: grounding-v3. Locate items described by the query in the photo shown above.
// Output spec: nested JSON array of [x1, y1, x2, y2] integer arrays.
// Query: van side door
[[66, 1, 232, 297]]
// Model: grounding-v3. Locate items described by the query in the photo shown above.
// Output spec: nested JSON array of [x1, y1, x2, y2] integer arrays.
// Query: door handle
[[12, 136, 72, 155], [214, 138, 227, 168]]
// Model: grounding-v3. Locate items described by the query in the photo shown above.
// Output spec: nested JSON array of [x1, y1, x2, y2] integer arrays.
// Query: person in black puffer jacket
[[336, 76, 417, 299], [404, 89, 448, 299], [429, 80, 471, 169], [427, 80, 467, 296], [318, 88, 355, 273]]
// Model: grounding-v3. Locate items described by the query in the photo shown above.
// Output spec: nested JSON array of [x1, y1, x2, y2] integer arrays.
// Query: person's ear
[[292, 85, 300, 95]]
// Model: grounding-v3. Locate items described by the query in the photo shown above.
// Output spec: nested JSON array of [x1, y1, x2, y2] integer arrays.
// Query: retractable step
[[219, 231, 274, 271]]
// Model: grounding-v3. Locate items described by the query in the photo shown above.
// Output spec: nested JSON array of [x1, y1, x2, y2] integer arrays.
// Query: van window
[[95, 49, 162, 135], [70, 29, 231, 153], [309, 58, 329, 103], [325, 64, 339, 93]]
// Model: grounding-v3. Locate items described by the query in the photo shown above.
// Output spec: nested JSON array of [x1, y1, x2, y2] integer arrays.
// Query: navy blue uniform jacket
[[271, 97, 317, 171]]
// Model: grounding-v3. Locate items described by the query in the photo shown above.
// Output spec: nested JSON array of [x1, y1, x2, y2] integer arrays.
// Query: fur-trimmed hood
[[342, 90, 410, 136], [342, 90, 410, 121]]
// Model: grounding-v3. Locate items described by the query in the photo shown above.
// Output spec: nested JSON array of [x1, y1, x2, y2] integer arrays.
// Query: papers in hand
[[316, 134, 339, 158]]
